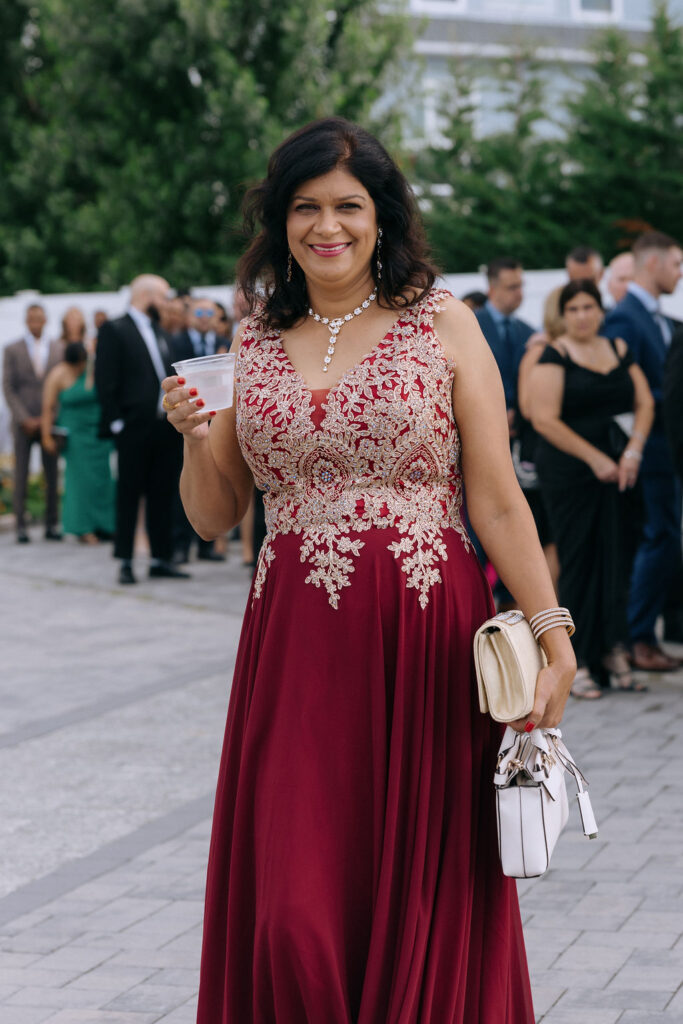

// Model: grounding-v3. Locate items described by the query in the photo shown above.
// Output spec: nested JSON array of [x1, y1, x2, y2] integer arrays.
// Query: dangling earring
[[376, 227, 383, 282], [286, 250, 293, 283]]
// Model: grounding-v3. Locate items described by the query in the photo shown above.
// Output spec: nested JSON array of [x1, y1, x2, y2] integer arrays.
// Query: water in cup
[[172, 353, 236, 411]]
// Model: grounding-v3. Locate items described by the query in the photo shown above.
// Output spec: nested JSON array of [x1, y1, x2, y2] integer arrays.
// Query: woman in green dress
[[41, 341, 115, 543]]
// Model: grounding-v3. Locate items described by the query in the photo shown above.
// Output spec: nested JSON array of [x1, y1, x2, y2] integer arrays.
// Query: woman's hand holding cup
[[162, 376, 216, 442]]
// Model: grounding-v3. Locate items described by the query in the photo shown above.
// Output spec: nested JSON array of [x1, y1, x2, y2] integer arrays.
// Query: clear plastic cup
[[172, 353, 236, 411]]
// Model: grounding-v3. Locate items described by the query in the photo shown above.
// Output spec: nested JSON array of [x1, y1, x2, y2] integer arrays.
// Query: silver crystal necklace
[[308, 288, 377, 372]]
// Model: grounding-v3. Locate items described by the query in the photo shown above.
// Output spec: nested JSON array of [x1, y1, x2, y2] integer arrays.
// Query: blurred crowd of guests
[[464, 231, 683, 697], [3, 233, 683, 697], [2, 278, 261, 583]]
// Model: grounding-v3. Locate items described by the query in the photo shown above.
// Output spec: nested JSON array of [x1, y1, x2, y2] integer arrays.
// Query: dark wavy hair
[[558, 278, 604, 315], [236, 118, 438, 329]]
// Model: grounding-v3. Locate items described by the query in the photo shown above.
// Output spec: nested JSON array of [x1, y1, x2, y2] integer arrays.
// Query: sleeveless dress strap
[[605, 335, 634, 368], [413, 287, 452, 326]]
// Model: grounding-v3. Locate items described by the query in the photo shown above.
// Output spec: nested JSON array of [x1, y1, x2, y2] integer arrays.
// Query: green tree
[[0, 0, 410, 294], [418, 2, 683, 270], [560, 8, 683, 254], [416, 52, 567, 272]]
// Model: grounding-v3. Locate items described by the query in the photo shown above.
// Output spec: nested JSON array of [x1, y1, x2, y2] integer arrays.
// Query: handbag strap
[[495, 728, 599, 840], [547, 734, 599, 839]]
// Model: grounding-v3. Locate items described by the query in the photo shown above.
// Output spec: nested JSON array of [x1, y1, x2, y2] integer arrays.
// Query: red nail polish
[[189, 387, 198, 397], [524, 722, 535, 733], [209, 411, 216, 417], [196, 398, 205, 408], [177, 377, 185, 386]]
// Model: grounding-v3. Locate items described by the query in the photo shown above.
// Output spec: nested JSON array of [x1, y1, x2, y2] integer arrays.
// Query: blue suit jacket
[[603, 291, 673, 474], [475, 306, 534, 408]]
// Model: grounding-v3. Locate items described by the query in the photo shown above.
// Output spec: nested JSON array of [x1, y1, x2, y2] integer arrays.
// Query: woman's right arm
[[163, 333, 253, 540], [528, 362, 618, 483]]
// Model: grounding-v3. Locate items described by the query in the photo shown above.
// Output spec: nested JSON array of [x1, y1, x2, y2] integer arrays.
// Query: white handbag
[[494, 725, 599, 878], [474, 610, 544, 722]]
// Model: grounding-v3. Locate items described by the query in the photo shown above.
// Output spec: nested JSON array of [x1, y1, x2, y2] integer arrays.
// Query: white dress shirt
[[188, 328, 217, 357], [24, 330, 49, 377], [627, 282, 673, 346], [128, 305, 168, 382], [110, 306, 167, 433]]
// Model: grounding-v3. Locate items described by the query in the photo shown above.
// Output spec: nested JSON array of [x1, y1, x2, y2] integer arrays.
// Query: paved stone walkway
[[2, 527, 683, 1022]]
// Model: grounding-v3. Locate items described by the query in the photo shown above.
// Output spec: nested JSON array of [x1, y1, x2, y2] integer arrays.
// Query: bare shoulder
[[45, 363, 69, 389], [431, 292, 487, 365], [611, 335, 628, 357]]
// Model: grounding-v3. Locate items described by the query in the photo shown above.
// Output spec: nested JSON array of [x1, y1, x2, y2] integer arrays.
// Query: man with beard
[[95, 274, 190, 584]]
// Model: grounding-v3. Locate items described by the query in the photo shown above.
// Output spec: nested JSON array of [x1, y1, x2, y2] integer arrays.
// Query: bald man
[[94, 275, 190, 584], [606, 252, 635, 306]]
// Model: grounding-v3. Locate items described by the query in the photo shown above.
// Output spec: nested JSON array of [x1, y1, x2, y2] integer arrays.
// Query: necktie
[[499, 318, 515, 405], [198, 334, 207, 357], [654, 308, 672, 347], [153, 326, 172, 376]]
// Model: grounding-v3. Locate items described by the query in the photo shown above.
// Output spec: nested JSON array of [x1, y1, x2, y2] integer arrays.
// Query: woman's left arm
[[435, 297, 576, 729]]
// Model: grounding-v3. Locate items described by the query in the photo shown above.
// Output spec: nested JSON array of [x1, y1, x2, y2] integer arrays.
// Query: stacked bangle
[[624, 449, 642, 461], [529, 607, 576, 641]]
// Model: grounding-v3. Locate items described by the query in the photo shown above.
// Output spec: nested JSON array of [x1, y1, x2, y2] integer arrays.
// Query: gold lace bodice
[[235, 288, 469, 609]]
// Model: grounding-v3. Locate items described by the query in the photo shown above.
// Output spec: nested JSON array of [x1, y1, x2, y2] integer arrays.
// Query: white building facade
[[408, 0, 683, 141]]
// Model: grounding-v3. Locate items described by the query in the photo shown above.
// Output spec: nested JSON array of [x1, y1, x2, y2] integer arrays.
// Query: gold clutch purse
[[473, 610, 547, 723]]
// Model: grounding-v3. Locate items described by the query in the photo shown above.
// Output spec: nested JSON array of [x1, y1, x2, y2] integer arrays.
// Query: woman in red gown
[[163, 118, 576, 1023]]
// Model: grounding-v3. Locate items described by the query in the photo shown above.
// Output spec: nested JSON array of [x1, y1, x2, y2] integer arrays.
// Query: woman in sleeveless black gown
[[530, 280, 655, 697]]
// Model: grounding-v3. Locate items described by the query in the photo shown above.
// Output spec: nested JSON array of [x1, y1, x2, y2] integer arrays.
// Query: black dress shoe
[[16, 531, 30, 544], [197, 549, 226, 562], [45, 528, 63, 541], [149, 561, 191, 579], [119, 564, 137, 585]]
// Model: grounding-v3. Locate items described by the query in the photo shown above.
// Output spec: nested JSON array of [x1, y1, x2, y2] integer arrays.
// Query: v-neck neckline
[[275, 312, 407, 399]]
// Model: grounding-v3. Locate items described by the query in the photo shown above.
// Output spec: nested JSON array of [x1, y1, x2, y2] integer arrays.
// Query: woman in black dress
[[530, 280, 655, 698]]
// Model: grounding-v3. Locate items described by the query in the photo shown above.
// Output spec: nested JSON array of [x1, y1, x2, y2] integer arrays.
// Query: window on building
[[571, 0, 621, 19]]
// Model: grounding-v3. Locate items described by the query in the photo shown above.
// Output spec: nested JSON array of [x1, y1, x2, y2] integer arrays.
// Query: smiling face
[[286, 166, 378, 291], [562, 291, 603, 340]]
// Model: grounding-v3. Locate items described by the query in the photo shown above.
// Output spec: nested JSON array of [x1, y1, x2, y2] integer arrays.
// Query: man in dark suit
[[174, 296, 228, 361], [94, 274, 190, 585], [2, 304, 64, 542], [664, 324, 683, 482], [603, 231, 683, 670], [171, 295, 226, 564], [476, 258, 535, 433], [474, 259, 536, 605]]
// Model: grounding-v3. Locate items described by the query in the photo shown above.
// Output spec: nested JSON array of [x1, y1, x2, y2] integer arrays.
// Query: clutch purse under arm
[[473, 610, 546, 723]]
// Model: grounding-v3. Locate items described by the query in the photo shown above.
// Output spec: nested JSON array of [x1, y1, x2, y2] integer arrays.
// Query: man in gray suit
[[2, 304, 64, 542]]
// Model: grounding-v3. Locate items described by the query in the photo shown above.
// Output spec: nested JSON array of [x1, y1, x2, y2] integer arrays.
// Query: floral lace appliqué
[[237, 288, 469, 609]]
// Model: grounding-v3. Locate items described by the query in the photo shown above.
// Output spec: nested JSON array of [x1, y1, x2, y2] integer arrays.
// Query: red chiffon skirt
[[196, 527, 534, 1023]]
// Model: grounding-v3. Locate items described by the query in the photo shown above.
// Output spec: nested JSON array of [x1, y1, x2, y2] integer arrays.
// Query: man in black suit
[[95, 274, 190, 585], [174, 296, 228, 361], [604, 231, 683, 670]]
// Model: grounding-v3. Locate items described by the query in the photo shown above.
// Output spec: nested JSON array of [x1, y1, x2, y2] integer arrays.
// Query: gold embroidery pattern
[[236, 288, 469, 608]]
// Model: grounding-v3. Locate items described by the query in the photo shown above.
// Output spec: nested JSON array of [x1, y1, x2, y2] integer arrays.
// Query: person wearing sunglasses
[[174, 296, 222, 359]]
